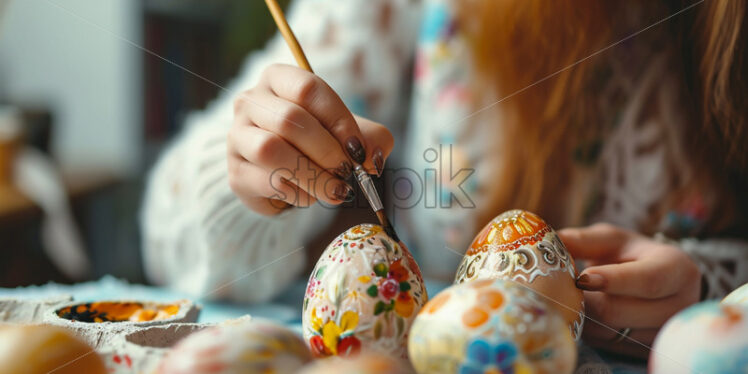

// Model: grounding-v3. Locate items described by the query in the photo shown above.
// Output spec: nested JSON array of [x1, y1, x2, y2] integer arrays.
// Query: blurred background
[[0, 0, 288, 287]]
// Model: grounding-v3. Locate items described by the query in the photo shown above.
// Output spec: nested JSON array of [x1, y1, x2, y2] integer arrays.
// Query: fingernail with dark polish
[[345, 136, 366, 164], [333, 160, 353, 180], [333, 182, 355, 202], [576, 273, 605, 291], [372, 148, 384, 177]]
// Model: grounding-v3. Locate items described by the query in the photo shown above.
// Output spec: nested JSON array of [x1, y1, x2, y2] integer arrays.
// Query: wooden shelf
[[0, 169, 120, 224]]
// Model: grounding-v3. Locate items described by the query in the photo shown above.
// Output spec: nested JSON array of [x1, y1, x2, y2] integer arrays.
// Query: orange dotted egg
[[461, 307, 489, 328], [478, 290, 504, 310], [409, 279, 576, 374]]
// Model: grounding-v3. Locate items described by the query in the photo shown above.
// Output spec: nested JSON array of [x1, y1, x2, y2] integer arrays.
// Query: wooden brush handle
[[263, 0, 314, 73]]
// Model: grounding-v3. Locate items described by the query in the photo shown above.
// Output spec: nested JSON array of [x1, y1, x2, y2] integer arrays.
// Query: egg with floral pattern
[[408, 278, 576, 374], [650, 301, 748, 374], [302, 224, 427, 359], [158, 318, 311, 374], [455, 209, 585, 340]]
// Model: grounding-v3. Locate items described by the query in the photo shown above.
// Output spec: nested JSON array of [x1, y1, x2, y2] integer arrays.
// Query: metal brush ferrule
[[353, 164, 383, 211]]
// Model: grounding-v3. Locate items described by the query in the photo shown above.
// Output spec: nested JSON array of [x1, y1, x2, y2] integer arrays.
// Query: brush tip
[[384, 224, 400, 242]]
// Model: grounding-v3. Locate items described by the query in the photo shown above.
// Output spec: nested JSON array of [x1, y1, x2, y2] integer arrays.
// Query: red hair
[[459, 0, 748, 232]]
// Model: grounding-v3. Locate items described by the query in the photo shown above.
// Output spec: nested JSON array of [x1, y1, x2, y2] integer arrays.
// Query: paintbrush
[[263, 0, 401, 242]]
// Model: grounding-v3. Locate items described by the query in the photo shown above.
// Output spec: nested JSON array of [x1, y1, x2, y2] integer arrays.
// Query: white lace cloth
[[141, 0, 748, 305]]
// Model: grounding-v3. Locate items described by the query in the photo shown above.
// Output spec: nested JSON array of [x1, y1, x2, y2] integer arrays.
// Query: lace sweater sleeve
[[140, 0, 421, 303], [676, 238, 748, 300]]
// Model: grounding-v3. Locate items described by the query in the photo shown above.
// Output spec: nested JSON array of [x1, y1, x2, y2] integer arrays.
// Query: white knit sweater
[[141, 0, 748, 303]]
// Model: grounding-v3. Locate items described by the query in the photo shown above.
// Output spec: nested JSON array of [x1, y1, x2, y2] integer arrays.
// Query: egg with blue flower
[[650, 301, 748, 374], [302, 224, 427, 359], [408, 278, 576, 374]]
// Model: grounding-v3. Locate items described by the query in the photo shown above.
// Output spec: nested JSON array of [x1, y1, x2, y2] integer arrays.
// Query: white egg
[[650, 301, 748, 374], [455, 209, 584, 340], [722, 282, 748, 306], [158, 318, 311, 374], [302, 224, 427, 358], [408, 278, 576, 374]]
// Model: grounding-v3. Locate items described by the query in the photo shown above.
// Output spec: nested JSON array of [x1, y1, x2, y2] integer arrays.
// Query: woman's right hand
[[228, 64, 394, 216]]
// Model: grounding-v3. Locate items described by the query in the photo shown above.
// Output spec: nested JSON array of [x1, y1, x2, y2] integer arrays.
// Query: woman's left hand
[[557, 223, 702, 357]]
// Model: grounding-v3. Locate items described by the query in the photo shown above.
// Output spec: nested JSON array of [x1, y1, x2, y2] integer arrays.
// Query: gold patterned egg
[[0, 325, 107, 374], [408, 279, 576, 374], [455, 210, 585, 340], [302, 224, 427, 359]]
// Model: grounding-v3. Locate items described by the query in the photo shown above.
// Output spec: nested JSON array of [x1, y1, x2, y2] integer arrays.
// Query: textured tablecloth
[[0, 276, 646, 373]]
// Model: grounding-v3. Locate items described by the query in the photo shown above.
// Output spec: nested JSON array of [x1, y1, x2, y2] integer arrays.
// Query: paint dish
[[56, 301, 182, 323]]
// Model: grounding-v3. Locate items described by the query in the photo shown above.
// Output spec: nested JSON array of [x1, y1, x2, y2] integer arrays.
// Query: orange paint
[[423, 292, 451, 315], [477, 290, 504, 310], [462, 306, 489, 328], [469, 279, 494, 289], [57, 301, 181, 323], [467, 210, 550, 255]]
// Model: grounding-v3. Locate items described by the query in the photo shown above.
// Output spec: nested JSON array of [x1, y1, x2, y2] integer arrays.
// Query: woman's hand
[[228, 64, 394, 215], [557, 223, 701, 357]]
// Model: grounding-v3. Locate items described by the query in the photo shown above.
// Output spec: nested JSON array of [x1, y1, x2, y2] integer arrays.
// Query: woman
[[141, 0, 748, 358]]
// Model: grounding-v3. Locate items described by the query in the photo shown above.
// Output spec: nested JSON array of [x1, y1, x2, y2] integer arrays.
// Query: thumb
[[557, 223, 631, 261]]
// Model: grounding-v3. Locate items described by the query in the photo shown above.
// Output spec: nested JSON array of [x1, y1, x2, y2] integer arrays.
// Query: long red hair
[[459, 0, 748, 233]]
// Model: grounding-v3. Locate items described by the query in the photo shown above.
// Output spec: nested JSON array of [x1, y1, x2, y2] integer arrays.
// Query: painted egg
[[722, 283, 748, 306], [0, 324, 107, 374], [298, 353, 414, 374], [650, 301, 748, 373], [158, 318, 311, 374], [408, 278, 576, 374], [302, 224, 427, 358], [455, 209, 584, 339]]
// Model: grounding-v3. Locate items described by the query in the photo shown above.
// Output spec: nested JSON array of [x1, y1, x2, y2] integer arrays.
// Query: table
[[0, 276, 646, 374]]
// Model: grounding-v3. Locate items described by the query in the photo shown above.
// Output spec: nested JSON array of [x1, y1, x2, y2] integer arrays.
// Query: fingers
[[582, 319, 660, 345], [227, 157, 298, 216], [237, 89, 354, 180], [583, 291, 689, 329], [260, 64, 369, 164], [582, 321, 658, 359], [228, 158, 315, 206], [578, 261, 681, 299], [576, 239, 700, 299], [583, 320, 659, 343], [355, 115, 394, 176], [558, 223, 632, 261], [228, 124, 354, 205], [230, 63, 395, 215]]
